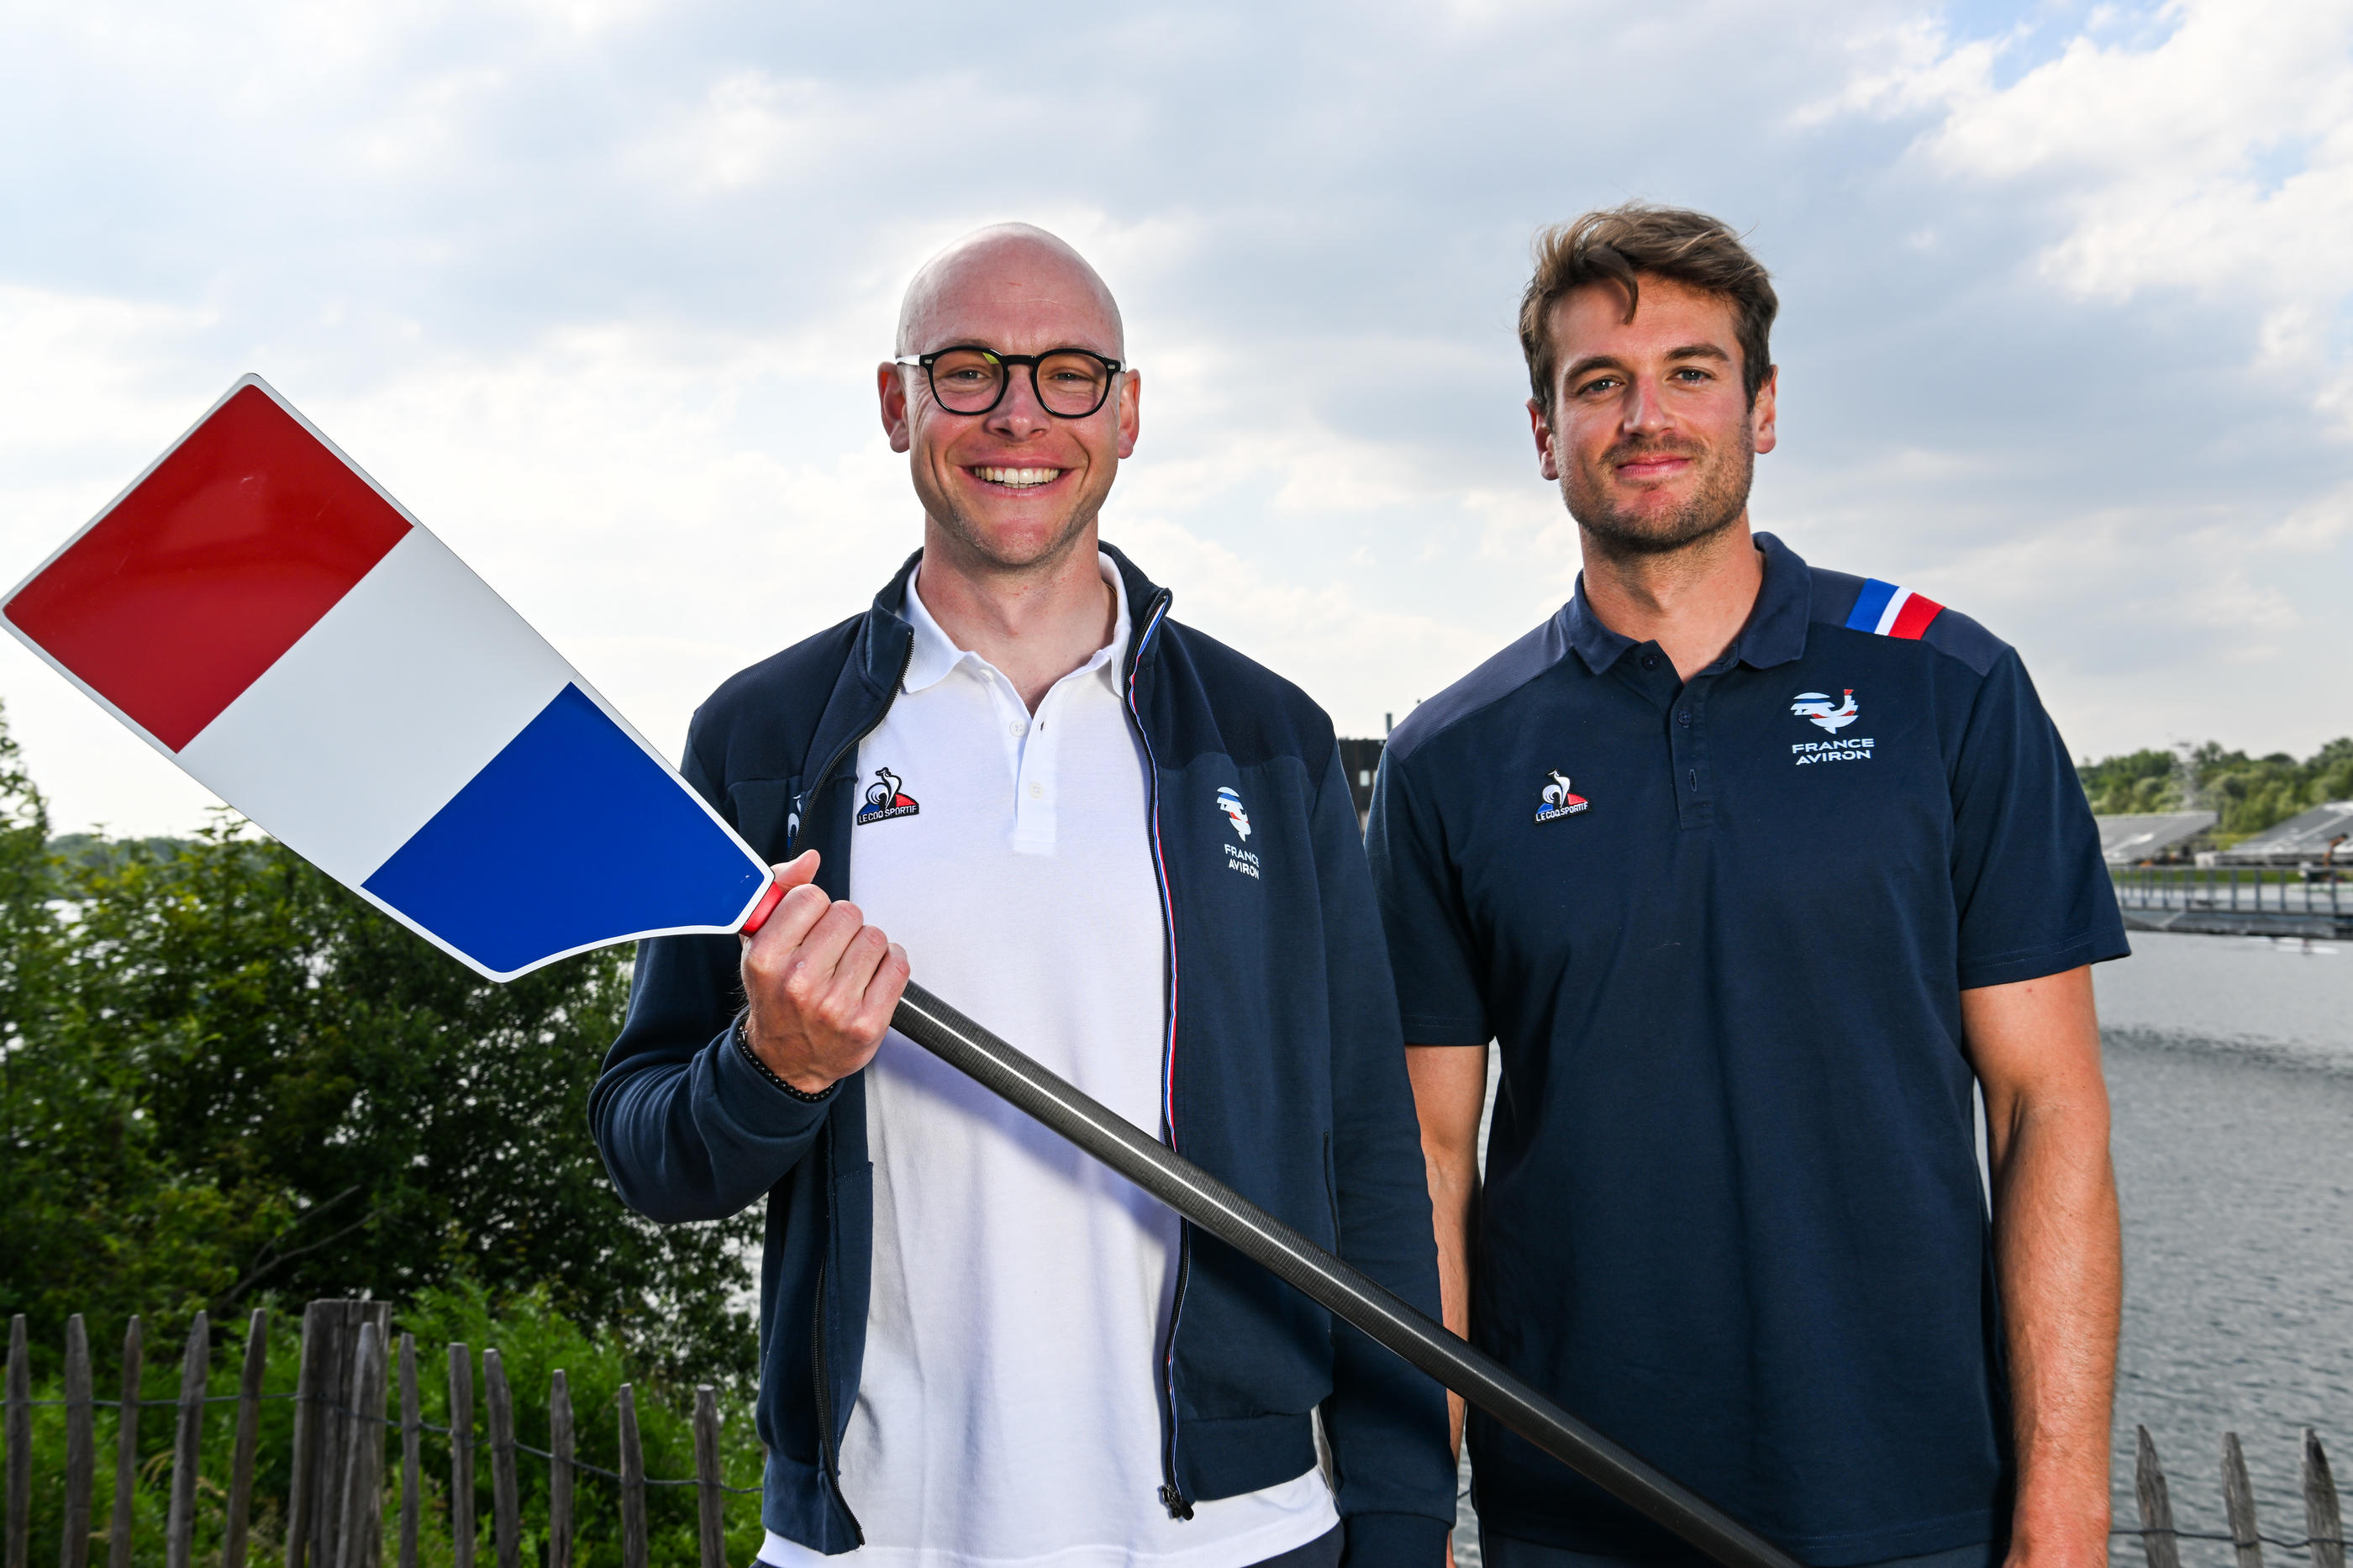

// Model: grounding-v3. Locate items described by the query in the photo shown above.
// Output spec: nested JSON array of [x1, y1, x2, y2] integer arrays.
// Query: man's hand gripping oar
[[735, 850, 909, 1096], [735, 853, 1806, 1568]]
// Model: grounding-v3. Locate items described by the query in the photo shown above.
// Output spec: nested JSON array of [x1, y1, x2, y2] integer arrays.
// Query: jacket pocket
[[727, 777, 801, 861]]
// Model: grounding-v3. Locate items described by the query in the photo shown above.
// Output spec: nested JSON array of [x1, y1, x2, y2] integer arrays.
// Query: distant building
[[1338, 737, 1385, 827], [2095, 811, 2216, 866], [2214, 801, 2353, 867]]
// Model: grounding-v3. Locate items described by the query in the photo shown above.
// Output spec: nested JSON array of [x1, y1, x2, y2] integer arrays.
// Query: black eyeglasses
[[893, 345, 1127, 418]]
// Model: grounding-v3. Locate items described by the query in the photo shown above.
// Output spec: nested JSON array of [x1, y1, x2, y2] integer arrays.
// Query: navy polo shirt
[[1366, 533, 2126, 1565]]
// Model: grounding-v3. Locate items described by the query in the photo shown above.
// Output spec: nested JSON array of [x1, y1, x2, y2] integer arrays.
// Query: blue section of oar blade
[[363, 683, 763, 976], [1845, 577, 1898, 632]]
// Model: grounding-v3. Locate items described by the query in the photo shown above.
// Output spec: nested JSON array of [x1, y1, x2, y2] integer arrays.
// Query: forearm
[[1405, 1044, 1486, 1457], [1429, 1144, 1475, 1454], [1991, 1099, 2121, 1563]]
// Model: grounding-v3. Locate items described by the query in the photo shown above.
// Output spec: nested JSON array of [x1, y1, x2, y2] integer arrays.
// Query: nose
[[1621, 373, 1671, 436], [985, 365, 1054, 440]]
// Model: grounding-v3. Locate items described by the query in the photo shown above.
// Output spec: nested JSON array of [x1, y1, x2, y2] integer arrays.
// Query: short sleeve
[[1948, 650, 2130, 990], [1365, 747, 1492, 1046]]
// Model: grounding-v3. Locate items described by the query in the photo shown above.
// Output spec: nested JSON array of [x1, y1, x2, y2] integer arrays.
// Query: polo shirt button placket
[[1671, 678, 1713, 831]]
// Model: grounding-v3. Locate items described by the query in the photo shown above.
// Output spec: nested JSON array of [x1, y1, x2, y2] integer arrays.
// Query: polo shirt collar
[[1560, 529, 1813, 676], [898, 550, 1133, 696]]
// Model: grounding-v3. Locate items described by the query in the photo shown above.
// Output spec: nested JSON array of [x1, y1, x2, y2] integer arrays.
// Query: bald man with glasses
[[592, 224, 1454, 1568]]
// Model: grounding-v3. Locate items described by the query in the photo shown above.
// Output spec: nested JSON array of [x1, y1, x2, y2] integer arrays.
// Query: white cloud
[[4, 0, 2352, 832]]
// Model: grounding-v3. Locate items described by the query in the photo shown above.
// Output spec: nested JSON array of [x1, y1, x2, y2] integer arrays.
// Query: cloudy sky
[[2, 0, 2346, 835]]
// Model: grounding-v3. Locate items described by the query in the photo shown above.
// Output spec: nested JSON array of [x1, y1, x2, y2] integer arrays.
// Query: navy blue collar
[[1561, 530, 1813, 676]]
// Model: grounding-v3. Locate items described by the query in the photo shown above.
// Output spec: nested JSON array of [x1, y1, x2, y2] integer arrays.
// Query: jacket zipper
[[797, 630, 913, 1547], [809, 1257, 864, 1542], [1122, 590, 1195, 1522]]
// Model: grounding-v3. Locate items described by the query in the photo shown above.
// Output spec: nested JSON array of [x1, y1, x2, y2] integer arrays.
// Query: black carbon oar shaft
[[889, 981, 1803, 1568]]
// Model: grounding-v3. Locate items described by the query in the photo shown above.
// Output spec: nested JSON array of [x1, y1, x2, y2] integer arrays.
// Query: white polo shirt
[[761, 555, 1336, 1568]]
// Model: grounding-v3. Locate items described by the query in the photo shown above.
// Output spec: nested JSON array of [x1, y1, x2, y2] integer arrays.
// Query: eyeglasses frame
[[892, 345, 1129, 419]]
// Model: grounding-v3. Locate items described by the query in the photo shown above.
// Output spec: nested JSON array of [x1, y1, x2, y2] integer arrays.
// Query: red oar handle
[[740, 881, 787, 935]]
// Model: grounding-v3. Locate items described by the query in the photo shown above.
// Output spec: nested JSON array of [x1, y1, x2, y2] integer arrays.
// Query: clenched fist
[[739, 850, 910, 1095]]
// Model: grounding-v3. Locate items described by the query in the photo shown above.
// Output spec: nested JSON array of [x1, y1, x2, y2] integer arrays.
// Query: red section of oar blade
[[740, 880, 787, 935], [3, 383, 412, 751]]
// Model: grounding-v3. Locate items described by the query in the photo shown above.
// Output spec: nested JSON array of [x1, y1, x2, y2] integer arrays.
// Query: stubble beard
[[920, 467, 1106, 580], [1564, 427, 1756, 564]]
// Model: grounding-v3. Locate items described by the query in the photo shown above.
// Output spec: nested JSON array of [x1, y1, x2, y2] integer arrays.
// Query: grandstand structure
[[2216, 800, 2353, 867], [2095, 811, 2216, 866]]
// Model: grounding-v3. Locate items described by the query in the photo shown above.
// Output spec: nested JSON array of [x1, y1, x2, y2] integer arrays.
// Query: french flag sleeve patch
[[1, 375, 775, 981], [1844, 577, 1945, 640]]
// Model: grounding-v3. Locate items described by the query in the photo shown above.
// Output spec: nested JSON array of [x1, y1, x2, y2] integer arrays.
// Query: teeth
[[974, 466, 1063, 488]]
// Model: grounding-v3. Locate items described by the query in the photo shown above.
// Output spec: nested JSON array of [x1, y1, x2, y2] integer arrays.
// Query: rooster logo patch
[[1790, 690, 1860, 733], [1534, 770, 1589, 823]]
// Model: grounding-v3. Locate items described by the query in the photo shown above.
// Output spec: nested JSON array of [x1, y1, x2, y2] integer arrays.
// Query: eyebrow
[[1561, 344, 1733, 384]]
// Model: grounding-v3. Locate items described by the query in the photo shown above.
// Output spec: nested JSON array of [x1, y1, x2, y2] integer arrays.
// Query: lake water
[[1453, 931, 2353, 1566]]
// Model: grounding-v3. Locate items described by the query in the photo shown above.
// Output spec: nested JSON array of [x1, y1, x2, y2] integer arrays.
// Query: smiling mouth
[[970, 466, 1066, 489]]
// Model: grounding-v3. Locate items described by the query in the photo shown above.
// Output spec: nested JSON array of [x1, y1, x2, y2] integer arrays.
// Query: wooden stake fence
[[2131, 1425, 2352, 1567], [3, 1304, 751, 1568]]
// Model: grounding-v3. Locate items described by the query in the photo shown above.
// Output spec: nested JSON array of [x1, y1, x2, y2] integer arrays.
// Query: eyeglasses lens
[[928, 349, 1112, 417], [1034, 352, 1113, 416]]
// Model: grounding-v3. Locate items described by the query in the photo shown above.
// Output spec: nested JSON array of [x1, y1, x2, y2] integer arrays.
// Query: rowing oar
[[879, 977, 1802, 1568], [8, 374, 1802, 1568]]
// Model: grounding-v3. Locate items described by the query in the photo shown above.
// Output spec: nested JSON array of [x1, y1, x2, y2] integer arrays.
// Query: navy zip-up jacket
[[590, 545, 1454, 1564]]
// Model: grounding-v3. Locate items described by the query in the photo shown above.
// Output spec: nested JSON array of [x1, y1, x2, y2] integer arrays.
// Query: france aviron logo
[[1791, 690, 1860, 733], [1534, 770, 1588, 823], [1216, 786, 1252, 840], [855, 766, 920, 824]]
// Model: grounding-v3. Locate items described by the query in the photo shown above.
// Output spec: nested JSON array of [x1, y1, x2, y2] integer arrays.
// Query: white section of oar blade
[[176, 529, 574, 885]]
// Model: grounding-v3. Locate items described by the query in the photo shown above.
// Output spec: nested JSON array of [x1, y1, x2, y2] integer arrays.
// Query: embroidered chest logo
[[855, 766, 921, 824], [1791, 690, 1859, 732], [1789, 689, 1874, 765], [1216, 787, 1261, 879], [1534, 770, 1588, 823]]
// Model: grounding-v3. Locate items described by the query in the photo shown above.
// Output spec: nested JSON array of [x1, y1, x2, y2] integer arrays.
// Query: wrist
[[733, 1013, 840, 1102]]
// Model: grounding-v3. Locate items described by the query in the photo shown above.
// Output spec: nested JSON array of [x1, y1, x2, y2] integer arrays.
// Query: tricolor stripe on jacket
[[1844, 577, 1945, 640]]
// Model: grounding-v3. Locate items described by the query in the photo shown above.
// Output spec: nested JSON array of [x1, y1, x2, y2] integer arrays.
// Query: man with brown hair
[[1366, 206, 2127, 1568]]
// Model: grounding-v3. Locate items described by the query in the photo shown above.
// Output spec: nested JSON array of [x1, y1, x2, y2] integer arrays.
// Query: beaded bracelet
[[734, 1013, 840, 1104]]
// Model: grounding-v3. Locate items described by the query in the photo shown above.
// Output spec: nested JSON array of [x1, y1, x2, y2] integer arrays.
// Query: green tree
[[0, 708, 759, 1384], [2077, 738, 2353, 844]]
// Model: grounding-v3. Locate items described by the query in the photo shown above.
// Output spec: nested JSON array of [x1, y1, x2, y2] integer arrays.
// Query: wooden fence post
[[286, 1302, 389, 1568], [285, 1305, 322, 1568], [693, 1386, 724, 1568], [61, 1315, 94, 1568], [2223, 1431, 2263, 1568], [164, 1312, 209, 1568], [331, 1322, 387, 1568], [446, 1345, 474, 1568], [2135, 1426, 2181, 1568], [223, 1310, 269, 1568], [7, 1314, 28, 1568], [616, 1385, 647, 1568], [482, 1351, 518, 1568], [108, 1316, 142, 1568], [397, 1337, 418, 1568], [2308, 1429, 2344, 1568], [547, 1373, 573, 1568]]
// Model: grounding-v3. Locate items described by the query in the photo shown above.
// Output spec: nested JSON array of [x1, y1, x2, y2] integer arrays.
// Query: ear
[[1528, 397, 1561, 482], [1750, 366, 1778, 456], [1114, 368, 1141, 460], [879, 361, 913, 453]]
